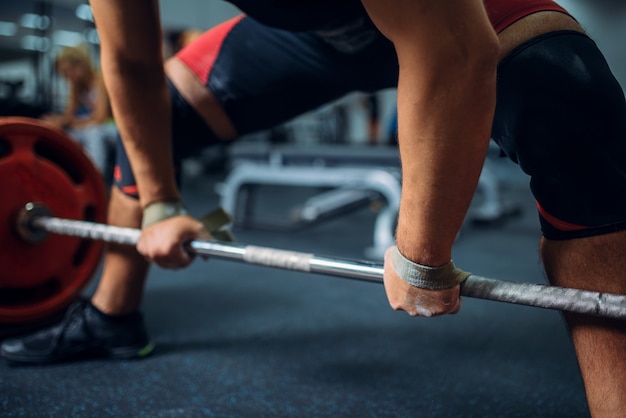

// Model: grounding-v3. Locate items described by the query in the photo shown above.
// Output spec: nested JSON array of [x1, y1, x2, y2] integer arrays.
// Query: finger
[[138, 236, 193, 269], [153, 249, 192, 270], [167, 244, 194, 268]]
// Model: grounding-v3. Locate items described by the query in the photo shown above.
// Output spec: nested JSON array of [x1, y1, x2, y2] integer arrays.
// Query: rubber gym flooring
[[1, 156, 590, 417]]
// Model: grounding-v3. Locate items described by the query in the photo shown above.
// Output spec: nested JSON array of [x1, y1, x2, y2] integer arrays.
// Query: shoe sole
[[1, 341, 155, 364]]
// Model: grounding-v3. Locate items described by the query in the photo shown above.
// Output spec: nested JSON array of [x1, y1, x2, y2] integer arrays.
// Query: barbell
[[1, 117, 626, 325]]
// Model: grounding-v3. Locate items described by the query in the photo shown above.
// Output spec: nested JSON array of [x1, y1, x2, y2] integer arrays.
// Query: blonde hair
[[55, 44, 94, 71]]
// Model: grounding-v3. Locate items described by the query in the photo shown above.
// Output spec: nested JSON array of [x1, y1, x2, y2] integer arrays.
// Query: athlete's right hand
[[383, 246, 463, 317]]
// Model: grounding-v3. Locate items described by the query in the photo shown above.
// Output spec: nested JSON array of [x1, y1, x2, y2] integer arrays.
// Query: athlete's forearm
[[363, 0, 499, 267], [104, 65, 178, 206], [90, 0, 179, 208], [395, 66, 496, 266]]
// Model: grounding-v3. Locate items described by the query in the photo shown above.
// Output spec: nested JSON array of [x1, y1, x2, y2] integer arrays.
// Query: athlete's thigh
[[176, 15, 398, 136]]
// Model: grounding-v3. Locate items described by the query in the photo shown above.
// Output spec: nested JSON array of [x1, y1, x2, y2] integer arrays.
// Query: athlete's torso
[[74, 87, 98, 118], [225, 0, 569, 33]]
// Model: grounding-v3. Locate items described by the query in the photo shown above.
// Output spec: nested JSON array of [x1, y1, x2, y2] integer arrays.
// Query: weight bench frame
[[219, 161, 401, 259]]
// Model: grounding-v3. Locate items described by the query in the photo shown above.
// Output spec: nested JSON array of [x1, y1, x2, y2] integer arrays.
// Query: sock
[[87, 300, 139, 323]]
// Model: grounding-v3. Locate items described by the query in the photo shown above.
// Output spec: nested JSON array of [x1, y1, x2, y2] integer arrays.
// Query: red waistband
[[484, 0, 570, 33]]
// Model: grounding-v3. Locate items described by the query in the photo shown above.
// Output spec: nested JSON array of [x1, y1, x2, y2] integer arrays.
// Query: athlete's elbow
[[468, 33, 500, 78], [437, 31, 499, 106], [448, 27, 499, 81]]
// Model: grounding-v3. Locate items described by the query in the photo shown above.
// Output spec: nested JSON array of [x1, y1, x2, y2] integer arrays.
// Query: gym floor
[[1, 156, 590, 417]]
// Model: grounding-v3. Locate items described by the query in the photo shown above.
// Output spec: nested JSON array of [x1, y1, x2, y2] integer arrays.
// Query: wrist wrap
[[142, 200, 189, 229], [390, 246, 470, 290]]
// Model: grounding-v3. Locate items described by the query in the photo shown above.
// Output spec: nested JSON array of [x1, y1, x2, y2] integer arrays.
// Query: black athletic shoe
[[0, 298, 154, 364]]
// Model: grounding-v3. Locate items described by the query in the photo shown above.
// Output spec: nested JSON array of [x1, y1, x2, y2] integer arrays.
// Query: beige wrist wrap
[[141, 200, 189, 229]]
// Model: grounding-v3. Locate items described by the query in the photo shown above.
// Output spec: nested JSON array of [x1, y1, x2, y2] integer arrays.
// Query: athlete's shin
[[91, 187, 150, 316]]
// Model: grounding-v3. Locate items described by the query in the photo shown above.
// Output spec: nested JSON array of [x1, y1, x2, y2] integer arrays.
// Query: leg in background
[[541, 232, 626, 417], [90, 186, 150, 315], [472, 160, 503, 222]]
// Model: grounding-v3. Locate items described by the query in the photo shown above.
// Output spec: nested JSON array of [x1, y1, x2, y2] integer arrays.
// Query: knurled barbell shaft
[[31, 215, 626, 320]]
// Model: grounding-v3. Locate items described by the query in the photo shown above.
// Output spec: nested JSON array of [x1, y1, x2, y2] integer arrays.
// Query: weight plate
[[0, 117, 107, 324]]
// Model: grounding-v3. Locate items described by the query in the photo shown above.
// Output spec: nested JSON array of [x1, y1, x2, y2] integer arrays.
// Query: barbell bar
[[19, 202, 626, 320]]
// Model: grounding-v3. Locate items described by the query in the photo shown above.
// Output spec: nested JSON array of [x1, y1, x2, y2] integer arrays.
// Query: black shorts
[[493, 31, 626, 240], [114, 21, 626, 241], [178, 15, 398, 134]]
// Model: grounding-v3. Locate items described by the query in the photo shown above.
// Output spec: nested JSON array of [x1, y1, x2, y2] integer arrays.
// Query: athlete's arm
[[89, 0, 178, 206], [42, 84, 78, 128], [69, 75, 111, 128], [89, 0, 209, 268], [361, 0, 499, 315]]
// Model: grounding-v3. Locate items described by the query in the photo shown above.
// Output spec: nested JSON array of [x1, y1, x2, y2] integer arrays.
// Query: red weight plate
[[0, 117, 107, 324]]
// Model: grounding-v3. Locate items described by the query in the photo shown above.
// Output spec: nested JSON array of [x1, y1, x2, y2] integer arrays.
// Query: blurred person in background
[[43, 45, 117, 180]]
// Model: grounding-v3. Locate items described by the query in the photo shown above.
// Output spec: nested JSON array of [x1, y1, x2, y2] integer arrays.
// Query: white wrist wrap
[[390, 246, 469, 290], [142, 200, 189, 229]]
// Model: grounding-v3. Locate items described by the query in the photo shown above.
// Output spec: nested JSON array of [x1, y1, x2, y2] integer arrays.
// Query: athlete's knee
[[167, 78, 228, 151], [165, 58, 237, 141]]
